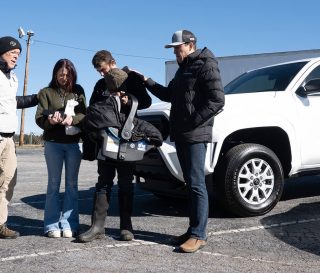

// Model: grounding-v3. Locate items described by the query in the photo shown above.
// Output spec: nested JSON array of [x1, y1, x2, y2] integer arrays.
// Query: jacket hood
[[196, 47, 216, 61], [179, 47, 216, 67]]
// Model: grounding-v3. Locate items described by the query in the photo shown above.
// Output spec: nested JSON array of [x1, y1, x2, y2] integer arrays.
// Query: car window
[[305, 65, 320, 83], [224, 61, 307, 94]]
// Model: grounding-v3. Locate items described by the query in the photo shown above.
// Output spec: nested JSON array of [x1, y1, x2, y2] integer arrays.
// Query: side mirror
[[296, 86, 307, 97]]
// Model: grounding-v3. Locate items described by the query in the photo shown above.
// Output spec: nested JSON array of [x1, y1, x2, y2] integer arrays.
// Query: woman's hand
[[48, 111, 63, 125], [61, 115, 73, 126]]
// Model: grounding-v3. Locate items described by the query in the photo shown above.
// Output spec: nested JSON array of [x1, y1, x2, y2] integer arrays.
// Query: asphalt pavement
[[1, 146, 320, 273]]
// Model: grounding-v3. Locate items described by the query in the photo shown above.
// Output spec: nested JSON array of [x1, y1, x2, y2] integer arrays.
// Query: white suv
[[135, 57, 320, 217]]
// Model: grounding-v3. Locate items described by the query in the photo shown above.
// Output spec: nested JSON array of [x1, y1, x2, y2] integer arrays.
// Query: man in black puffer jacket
[[138, 30, 225, 253]]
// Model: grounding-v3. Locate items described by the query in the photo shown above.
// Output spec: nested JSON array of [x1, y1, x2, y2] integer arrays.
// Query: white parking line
[[0, 240, 159, 262], [207, 217, 320, 236], [200, 251, 294, 266], [3, 218, 320, 265], [6, 199, 320, 266], [0, 236, 294, 267]]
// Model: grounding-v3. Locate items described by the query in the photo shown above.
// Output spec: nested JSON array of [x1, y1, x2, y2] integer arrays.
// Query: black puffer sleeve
[[126, 71, 152, 110], [16, 94, 38, 109]]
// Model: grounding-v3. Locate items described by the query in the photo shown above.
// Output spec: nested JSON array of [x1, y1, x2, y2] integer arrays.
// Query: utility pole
[[18, 28, 34, 146]]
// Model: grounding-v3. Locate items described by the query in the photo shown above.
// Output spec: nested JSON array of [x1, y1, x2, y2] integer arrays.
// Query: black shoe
[[77, 228, 105, 243], [120, 229, 134, 241], [169, 232, 190, 246]]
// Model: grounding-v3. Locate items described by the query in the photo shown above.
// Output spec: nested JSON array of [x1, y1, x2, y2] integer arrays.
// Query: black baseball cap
[[165, 30, 197, 48]]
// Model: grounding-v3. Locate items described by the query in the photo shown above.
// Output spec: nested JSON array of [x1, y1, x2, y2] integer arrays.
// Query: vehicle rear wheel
[[216, 143, 284, 217]]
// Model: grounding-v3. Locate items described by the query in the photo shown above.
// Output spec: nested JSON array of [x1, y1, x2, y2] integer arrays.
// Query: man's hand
[[122, 66, 148, 82]]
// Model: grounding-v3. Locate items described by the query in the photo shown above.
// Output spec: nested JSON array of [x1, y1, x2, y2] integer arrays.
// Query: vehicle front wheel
[[216, 144, 284, 217]]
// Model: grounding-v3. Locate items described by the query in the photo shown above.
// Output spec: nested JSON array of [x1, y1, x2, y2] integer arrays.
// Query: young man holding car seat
[[78, 50, 152, 242], [134, 30, 225, 252]]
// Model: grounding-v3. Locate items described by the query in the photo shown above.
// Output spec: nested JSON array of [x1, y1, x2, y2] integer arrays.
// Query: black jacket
[[90, 69, 151, 110], [82, 96, 162, 147], [82, 68, 159, 160], [145, 47, 225, 143], [16, 94, 38, 109]]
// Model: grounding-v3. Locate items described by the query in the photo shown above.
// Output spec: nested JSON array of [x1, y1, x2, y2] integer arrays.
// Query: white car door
[[295, 64, 320, 167]]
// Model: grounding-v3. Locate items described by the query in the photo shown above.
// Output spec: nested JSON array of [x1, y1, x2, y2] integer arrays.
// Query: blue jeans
[[44, 141, 82, 234], [175, 141, 208, 240]]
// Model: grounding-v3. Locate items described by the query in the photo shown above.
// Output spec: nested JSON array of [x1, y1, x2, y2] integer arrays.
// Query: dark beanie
[[0, 36, 22, 56]]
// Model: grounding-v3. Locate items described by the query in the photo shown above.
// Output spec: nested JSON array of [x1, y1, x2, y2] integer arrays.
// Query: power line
[[33, 39, 170, 61]]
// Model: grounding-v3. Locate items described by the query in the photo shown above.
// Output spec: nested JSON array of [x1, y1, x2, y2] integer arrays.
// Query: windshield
[[224, 61, 307, 94]]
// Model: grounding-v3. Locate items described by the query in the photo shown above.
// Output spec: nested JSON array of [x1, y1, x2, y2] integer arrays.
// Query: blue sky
[[2, 0, 320, 134]]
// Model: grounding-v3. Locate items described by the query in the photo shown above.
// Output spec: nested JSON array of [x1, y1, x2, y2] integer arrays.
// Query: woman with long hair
[[35, 59, 86, 238]]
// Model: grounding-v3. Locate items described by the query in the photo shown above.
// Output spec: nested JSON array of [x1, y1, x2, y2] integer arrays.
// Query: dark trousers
[[96, 160, 135, 198], [95, 160, 135, 230]]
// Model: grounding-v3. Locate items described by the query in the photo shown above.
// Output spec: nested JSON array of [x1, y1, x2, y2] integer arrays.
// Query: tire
[[216, 143, 284, 217]]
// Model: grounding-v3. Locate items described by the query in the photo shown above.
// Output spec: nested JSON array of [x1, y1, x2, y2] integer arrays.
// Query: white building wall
[[166, 49, 320, 86]]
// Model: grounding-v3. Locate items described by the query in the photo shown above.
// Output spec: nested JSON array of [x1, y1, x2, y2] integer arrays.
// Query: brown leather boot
[[179, 238, 206, 253], [0, 223, 20, 239]]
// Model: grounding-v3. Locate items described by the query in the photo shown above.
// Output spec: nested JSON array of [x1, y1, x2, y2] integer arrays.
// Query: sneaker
[[120, 229, 134, 241], [0, 224, 19, 239], [179, 238, 206, 253], [62, 230, 73, 238], [169, 232, 190, 246], [46, 230, 61, 238]]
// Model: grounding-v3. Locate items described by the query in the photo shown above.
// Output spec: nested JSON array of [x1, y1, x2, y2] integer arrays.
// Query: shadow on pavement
[[20, 186, 190, 218], [7, 215, 175, 244], [8, 216, 43, 236], [281, 176, 320, 201], [72, 227, 174, 246], [261, 201, 320, 256]]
